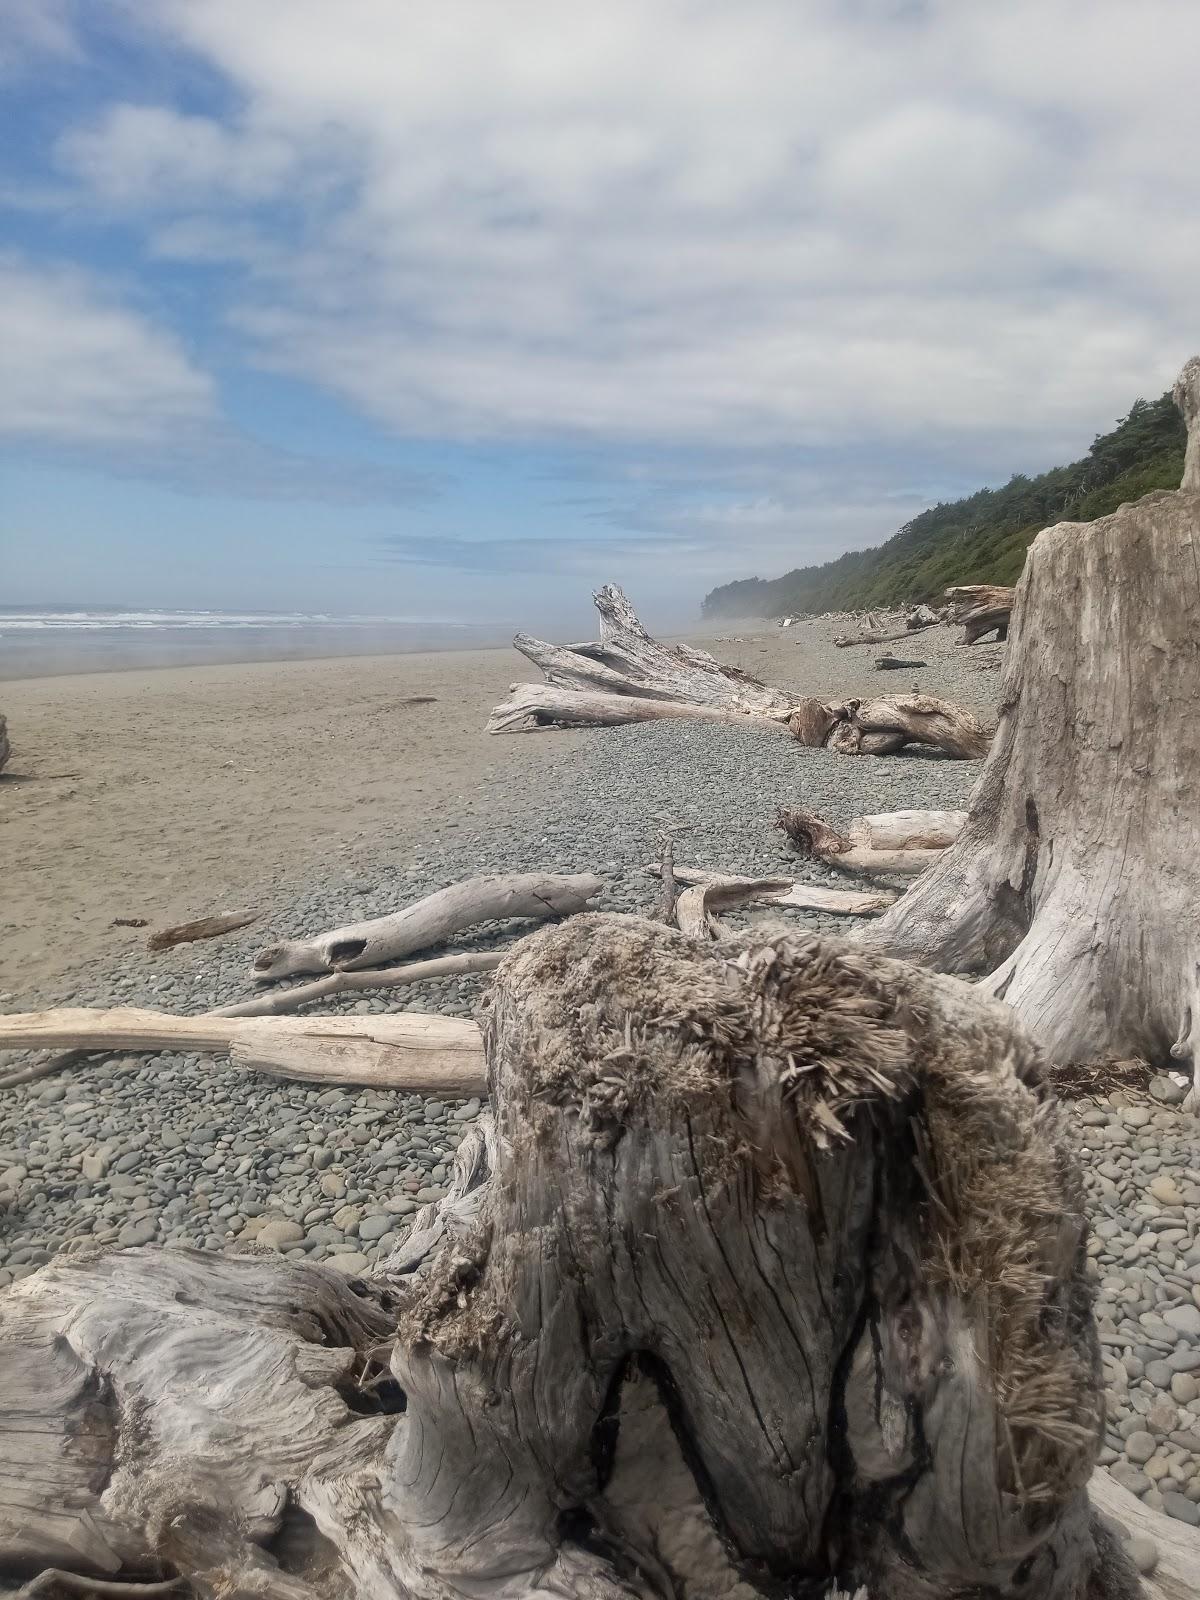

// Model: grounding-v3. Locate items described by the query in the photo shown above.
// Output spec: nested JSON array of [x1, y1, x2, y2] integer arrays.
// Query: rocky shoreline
[[2, 715, 1198, 1533]]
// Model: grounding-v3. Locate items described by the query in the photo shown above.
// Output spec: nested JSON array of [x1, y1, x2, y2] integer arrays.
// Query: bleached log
[[0, 1005, 486, 1094], [834, 623, 934, 648], [777, 808, 946, 876], [644, 863, 897, 914], [865, 367, 1200, 1099], [850, 808, 967, 850], [487, 681, 793, 734], [944, 583, 1015, 645], [790, 694, 991, 759], [0, 915, 1152, 1598], [212, 950, 503, 1018], [250, 870, 605, 980], [509, 583, 795, 715]]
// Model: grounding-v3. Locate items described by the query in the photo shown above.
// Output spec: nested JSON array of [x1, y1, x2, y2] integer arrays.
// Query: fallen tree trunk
[[0, 1005, 486, 1094], [874, 654, 927, 670], [0, 713, 8, 774], [834, 621, 936, 648], [0, 914, 1161, 1599], [790, 694, 992, 759], [486, 680, 793, 734], [945, 583, 1015, 644], [509, 582, 795, 714], [777, 807, 961, 876], [644, 862, 898, 914], [146, 911, 259, 951], [864, 360, 1200, 1100], [250, 870, 605, 980]]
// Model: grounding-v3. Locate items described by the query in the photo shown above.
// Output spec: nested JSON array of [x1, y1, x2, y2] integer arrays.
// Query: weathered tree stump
[[944, 584, 1015, 645], [0, 915, 1156, 1599], [865, 359, 1200, 1098]]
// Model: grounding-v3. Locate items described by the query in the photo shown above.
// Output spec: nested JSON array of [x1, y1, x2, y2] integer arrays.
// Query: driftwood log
[[496, 582, 794, 720], [486, 681, 794, 735], [213, 950, 503, 1018], [0, 913, 1173, 1599], [945, 584, 1015, 645], [147, 911, 259, 952], [250, 871, 604, 981], [0, 1006, 486, 1094], [777, 807, 963, 877], [0, 712, 8, 773], [834, 621, 935, 648], [644, 862, 897, 914], [865, 357, 1200, 1100], [874, 654, 927, 670], [789, 694, 992, 759]]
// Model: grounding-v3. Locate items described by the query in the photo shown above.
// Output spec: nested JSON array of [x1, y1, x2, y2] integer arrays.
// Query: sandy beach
[[0, 645, 586, 992]]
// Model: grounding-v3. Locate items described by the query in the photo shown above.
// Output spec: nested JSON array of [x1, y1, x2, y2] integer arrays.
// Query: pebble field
[[2, 710, 1198, 1544]]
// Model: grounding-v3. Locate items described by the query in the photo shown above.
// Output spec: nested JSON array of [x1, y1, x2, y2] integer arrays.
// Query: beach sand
[[0, 618, 997, 994], [0, 646, 588, 992]]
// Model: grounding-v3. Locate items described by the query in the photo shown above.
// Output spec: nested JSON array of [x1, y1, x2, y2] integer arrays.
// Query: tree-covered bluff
[[701, 392, 1185, 619]]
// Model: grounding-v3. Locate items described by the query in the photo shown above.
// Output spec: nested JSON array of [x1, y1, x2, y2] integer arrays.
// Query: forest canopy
[[701, 392, 1185, 619]]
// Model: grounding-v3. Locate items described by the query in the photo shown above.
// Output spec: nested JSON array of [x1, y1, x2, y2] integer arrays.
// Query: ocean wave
[[0, 610, 478, 632]]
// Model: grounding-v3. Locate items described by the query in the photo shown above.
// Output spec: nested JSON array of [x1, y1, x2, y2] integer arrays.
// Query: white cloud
[[0, 256, 214, 443], [48, 1, 1200, 466]]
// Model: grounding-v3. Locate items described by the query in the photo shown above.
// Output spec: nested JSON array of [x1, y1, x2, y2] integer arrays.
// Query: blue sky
[[2, 1, 1196, 632]]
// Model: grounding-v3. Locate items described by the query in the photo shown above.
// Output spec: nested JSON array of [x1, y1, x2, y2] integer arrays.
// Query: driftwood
[[0, 712, 8, 773], [146, 911, 259, 951], [865, 358, 1200, 1101], [212, 950, 503, 1018], [0, 913, 1169, 1599], [250, 871, 605, 981], [777, 807, 965, 877], [0, 1005, 486, 1094], [874, 654, 927, 670], [834, 622, 933, 648], [945, 583, 1015, 644], [907, 603, 943, 629], [486, 680, 793, 735], [790, 694, 992, 759], [501, 582, 794, 716], [644, 862, 897, 914]]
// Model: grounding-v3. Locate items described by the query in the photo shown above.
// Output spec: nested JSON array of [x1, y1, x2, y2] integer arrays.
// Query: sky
[[1, 1, 1197, 633]]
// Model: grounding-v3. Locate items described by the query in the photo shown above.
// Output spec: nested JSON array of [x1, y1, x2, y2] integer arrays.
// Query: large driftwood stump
[[1, 914, 1159, 1599], [864, 360, 1200, 1096], [944, 584, 1015, 645]]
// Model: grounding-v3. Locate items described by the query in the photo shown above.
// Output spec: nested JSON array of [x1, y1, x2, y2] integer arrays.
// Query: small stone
[[1161, 1492, 1200, 1526], [332, 1204, 363, 1231], [255, 1219, 305, 1249], [1149, 1175, 1185, 1206], [319, 1173, 347, 1199], [1124, 1535, 1158, 1575], [326, 1252, 370, 1276], [1146, 1360, 1174, 1390], [1110, 1462, 1151, 1495], [1171, 1373, 1199, 1404], [1164, 1305, 1200, 1337], [312, 1147, 335, 1171], [80, 1153, 108, 1181], [117, 1218, 158, 1247], [1125, 1431, 1157, 1463], [357, 1213, 394, 1242]]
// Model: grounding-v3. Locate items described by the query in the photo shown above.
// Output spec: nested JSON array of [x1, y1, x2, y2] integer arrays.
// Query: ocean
[[0, 609, 512, 680]]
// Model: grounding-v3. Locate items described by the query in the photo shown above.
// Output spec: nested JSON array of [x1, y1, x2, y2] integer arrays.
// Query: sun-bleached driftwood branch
[[945, 583, 1016, 645], [0, 1006, 486, 1094], [1, 913, 1166, 1599], [789, 693, 993, 758], [643, 862, 897, 914], [250, 870, 605, 981], [864, 357, 1200, 1103], [211, 950, 503, 1018], [777, 807, 964, 877]]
